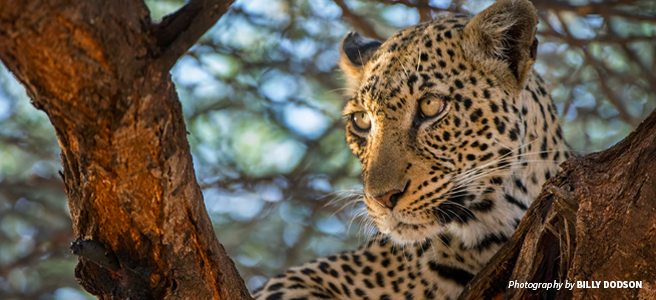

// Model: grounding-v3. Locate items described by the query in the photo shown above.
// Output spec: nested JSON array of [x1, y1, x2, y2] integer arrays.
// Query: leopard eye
[[351, 112, 371, 131], [419, 97, 445, 118]]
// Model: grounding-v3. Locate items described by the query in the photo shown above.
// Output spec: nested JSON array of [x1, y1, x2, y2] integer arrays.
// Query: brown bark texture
[[459, 108, 656, 300], [0, 0, 251, 299]]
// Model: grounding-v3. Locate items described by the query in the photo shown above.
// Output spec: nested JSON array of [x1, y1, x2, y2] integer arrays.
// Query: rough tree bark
[[0, 0, 251, 299], [1, 0, 655, 300]]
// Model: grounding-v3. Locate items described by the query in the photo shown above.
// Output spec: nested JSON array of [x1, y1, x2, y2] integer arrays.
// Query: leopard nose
[[372, 190, 403, 209]]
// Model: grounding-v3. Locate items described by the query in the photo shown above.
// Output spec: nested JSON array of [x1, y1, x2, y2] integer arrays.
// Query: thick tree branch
[[0, 0, 251, 299], [154, 0, 236, 70]]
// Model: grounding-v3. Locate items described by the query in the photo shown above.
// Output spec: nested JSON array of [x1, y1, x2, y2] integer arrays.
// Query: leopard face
[[253, 1, 573, 299], [339, 1, 565, 245]]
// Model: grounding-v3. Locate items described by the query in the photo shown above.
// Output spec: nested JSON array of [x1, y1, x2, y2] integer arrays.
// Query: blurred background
[[0, 0, 654, 299]]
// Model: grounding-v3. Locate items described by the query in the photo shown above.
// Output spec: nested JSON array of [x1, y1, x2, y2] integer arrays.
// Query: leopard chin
[[378, 218, 443, 245]]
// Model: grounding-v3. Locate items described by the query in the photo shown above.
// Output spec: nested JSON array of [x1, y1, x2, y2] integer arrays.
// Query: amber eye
[[419, 97, 445, 118], [351, 112, 371, 131]]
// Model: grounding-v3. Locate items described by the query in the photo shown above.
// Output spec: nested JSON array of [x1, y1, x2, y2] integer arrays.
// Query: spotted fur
[[254, 0, 572, 299]]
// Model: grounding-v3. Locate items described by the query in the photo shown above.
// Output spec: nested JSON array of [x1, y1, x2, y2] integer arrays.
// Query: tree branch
[[333, 0, 384, 40], [154, 0, 236, 70], [532, 0, 656, 23], [416, 0, 433, 22], [0, 0, 252, 299], [366, 0, 464, 15]]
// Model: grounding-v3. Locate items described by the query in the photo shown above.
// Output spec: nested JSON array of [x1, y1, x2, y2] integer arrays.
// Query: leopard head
[[339, 0, 541, 244]]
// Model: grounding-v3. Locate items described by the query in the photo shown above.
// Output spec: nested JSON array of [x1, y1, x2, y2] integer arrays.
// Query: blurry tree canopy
[[0, 0, 654, 299]]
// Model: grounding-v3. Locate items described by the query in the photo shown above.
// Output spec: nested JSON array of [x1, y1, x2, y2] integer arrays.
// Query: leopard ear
[[339, 32, 383, 90], [462, 0, 538, 91]]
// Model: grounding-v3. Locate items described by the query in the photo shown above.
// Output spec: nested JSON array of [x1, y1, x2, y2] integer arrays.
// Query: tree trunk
[[0, 0, 251, 299], [459, 108, 656, 300], [1, 1, 655, 300]]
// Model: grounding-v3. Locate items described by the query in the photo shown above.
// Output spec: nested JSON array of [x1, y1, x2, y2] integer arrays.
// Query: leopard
[[253, 0, 573, 299]]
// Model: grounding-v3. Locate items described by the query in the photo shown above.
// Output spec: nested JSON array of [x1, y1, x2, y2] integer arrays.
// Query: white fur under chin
[[380, 219, 444, 245]]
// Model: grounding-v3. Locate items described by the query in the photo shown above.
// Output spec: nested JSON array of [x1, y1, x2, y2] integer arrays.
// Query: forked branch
[[154, 0, 236, 69]]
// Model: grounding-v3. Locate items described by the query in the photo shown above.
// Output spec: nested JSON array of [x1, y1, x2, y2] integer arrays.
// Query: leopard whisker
[[453, 159, 560, 189], [454, 137, 548, 180], [440, 200, 476, 220], [328, 197, 364, 220]]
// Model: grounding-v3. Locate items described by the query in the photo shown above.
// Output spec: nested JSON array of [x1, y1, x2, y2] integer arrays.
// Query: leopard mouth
[[389, 180, 411, 207], [364, 176, 464, 243]]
